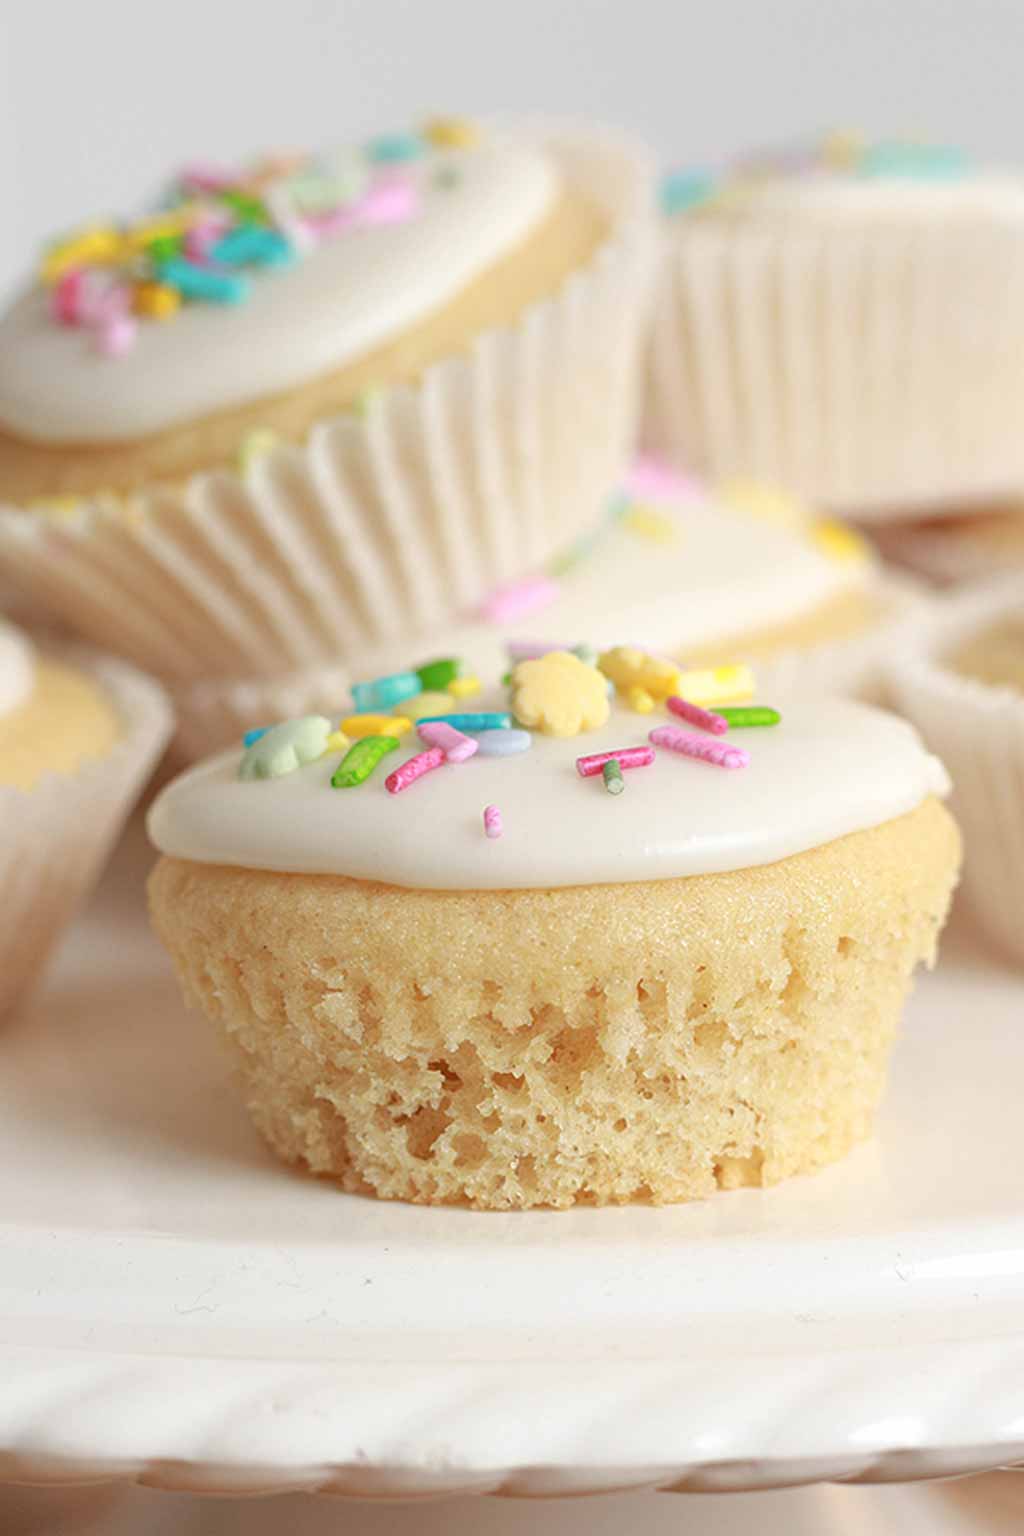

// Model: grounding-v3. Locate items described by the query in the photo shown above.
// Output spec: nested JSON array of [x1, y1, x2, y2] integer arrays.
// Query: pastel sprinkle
[[717, 706, 781, 728], [481, 576, 560, 624], [325, 729, 350, 753], [209, 226, 294, 268], [621, 505, 678, 543], [415, 712, 511, 732], [675, 664, 755, 706], [243, 726, 269, 747], [366, 132, 424, 163], [576, 745, 655, 778], [626, 685, 655, 714], [385, 745, 445, 794], [660, 169, 717, 215], [649, 725, 750, 770], [483, 804, 503, 839], [341, 712, 413, 739], [133, 281, 181, 320], [448, 674, 481, 700], [624, 456, 701, 504], [156, 258, 249, 305], [240, 715, 331, 779], [417, 720, 478, 762], [351, 671, 421, 712], [666, 696, 729, 735], [811, 519, 870, 564], [331, 734, 399, 788], [95, 314, 138, 356], [602, 759, 625, 795], [475, 728, 532, 756], [599, 645, 680, 702], [402, 690, 454, 722], [424, 117, 479, 150], [415, 657, 461, 692]]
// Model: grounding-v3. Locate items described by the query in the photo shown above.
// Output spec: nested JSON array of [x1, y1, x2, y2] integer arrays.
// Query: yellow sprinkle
[[402, 691, 454, 722], [822, 130, 865, 169], [40, 225, 125, 284], [598, 645, 680, 702], [341, 713, 413, 739], [133, 281, 181, 320], [676, 663, 756, 707], [423, 116, 480, 150], [510, 651, 609, 737], [123, 208, 199, 249], [810, 518, 871, 565], [325, 729, 350, 754], [621, 505, 678, 544], [448, 675, 481, 700], [625, 685, 655, 713], [718, 478, 810, 532], [237, 429, 280, 474]]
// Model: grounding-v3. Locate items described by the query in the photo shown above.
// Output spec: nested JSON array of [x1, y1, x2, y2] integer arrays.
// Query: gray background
[[2, 0, 1022, 297]]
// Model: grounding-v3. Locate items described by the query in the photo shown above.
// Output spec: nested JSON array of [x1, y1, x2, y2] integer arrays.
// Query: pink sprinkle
[[52, 268, 84, 325], [385, 745, 445, 794], [417, 721, 478, 762], [575, 745, 655, 778], [625, 454, 701, 504], [95, 314, 138, 356], [306, 175, 418, 239], [481, 576, 560, 625], [649, 725, 749, 770], [483, 804, 503, 839], [666, 696, 729, 735], [506, 639, 576, 661], [179, 163, 234, 194], [184, 218, 229, 261]]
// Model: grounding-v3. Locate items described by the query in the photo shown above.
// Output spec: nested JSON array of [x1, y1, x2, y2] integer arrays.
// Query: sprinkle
[[210, 225, 294, 268], [576, 745, 655, 778], [237, 428, 280, 473], [626, 685, 655, 713], [675, 664, 755, 706], [474, 728, 532, 756], [52, 269, 85, 325], [448, 674, 481, 700], [243, 726, 269, 747], [40, 225, 124, 284], [95, 314, 138, 356], [649, 725, 750, 770], [133, 281, 181, 319], [483, 804, 503, 839], [177, 163, 235, 194], [365, 132, 425, 163], [423, 116, 479, 150], [602, 759, 625, 795], [717, 706, 780, 728], [331, 733, 399, 788], [156, 258, 249, 304], [621, 505, 679, 543], [385, 745, 445, 794], [183, 219, 229, 262], [415, 711, 511, 732], [417, 720, 478, 762], [341, 712, 413, 739], [660, 169, 717, 215], [415, 657, 461, 692], [599, 645, 680, 702], [718, 478, 809, 531], [402, 690, 454, 722], [511, 651, 610, 738], [810, 519, 870, 564], [666, 696, 729, 734], [240, 715, 332, 779], [325, 729, 350, 753], [624, 456, 701, 504], [351, 671, 421, 712], [481, 576, 560, 624]]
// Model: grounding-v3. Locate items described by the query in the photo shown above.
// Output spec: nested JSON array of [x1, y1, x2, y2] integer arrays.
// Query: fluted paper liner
[[645, 219, 1024, 518], [0, 650, 172, 1018], [0, 125, 655, 756], [888, 578, 1024, 966]]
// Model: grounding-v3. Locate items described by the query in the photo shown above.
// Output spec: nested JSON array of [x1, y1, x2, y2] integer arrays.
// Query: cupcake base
[[149, 797, 958, 1209]]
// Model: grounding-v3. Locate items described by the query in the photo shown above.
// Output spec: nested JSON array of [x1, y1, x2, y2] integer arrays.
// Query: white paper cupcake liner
[[887, 576, 1024, 966], [644, 219, 1024, 518], [0, 123, 655, 699], [0, 649, 172, 1018]]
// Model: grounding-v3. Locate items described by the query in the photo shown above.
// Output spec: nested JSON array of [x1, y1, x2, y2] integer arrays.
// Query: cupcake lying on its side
[[0, 620, 170, 1018], [149, 643, 959, 1208], [646, 135, 1024, 516], [0, 118, 654, 758]]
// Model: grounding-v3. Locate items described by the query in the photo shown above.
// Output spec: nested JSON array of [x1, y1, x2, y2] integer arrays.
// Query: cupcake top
[[0, 121, 559, 444], [661, 134, 1024, 224], [149, 642, 949, 890], [0, 620, 35, 717], [0, 622, 123, 789]]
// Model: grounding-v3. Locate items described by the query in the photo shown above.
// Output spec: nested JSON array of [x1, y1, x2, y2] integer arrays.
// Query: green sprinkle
[[416, 657, 461, 692], [146, 233, 184, 262], [718, 706, 781, 728], [331, 734, 400, 788], [602, 758, 625, 796]]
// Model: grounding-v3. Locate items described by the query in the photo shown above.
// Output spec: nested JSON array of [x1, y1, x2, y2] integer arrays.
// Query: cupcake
[[645, 135, 1024, 516], [889, 577, 1024, 966], [0, 620, 170, 1017], [148, 645, 958, 1208], [0, 118, 654, 758], [872, 500, 1024, 587]]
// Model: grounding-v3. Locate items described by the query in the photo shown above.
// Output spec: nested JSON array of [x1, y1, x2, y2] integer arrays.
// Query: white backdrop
[[2, 0, 1024, 298]]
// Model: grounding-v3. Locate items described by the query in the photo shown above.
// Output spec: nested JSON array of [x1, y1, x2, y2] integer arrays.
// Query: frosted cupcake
[[0, 620, 170, 1017], [0, 118, 654, 756], [889, 578, 1024, 966], [646, 135, 1024, 516], [149, 644, 958, 1208]]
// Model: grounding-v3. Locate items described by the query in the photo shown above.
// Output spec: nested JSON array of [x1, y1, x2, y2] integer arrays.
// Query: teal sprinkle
[[211, 226, 295, 269], [415, 712, 511, 733], [366, 132, 425, 164], [243, 726, 269, 747], [156, 258, 249, 304], [660, 169, 717, 215], [858, 142, 969, 180]]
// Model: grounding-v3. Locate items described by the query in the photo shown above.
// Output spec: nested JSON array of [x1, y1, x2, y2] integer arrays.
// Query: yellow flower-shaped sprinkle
[[598, 645, 680, 702], [511, 651, 610, 738]]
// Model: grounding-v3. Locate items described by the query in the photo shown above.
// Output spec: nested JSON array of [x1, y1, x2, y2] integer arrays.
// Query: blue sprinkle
[[156, 258, 249, 304], [416, 712, 512, 733], [243, 726, 270, 747], [366, 132, 425, 164], [858, 142, 969, 181], [351, 671, 422, 712], [210, 226, 295, 269], [475, 728, 531, 756], [660, 169, 717, 215]]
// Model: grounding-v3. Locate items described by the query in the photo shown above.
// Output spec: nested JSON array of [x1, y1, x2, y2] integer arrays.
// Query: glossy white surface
[[148, 696, 949, 886], [1, 815, 1023, 1494]]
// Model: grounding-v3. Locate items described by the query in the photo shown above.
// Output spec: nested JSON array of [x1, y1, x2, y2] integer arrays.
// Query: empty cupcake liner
[[887, 576, 1024, 966], [0, 124, 656, 714], [644, 218, 1024, 517], [0, 649, 172, 1018]]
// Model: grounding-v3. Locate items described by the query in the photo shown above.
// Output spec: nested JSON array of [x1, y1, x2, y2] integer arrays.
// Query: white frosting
[[0, 621, 34, 718], [148, 695, 949, 889], [697, 170, 1024, 223], [0, 137, 558, 443]]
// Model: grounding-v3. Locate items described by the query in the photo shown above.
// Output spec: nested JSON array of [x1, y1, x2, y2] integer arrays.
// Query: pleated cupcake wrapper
[[0, 650, 172, 1019], [644, 218, 1024, 517], [887, 577, 1024, 967], [0, 124, 656, 692]]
